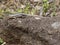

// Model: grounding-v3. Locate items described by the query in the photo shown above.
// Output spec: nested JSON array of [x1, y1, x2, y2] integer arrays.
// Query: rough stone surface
[[0, 14, 60, 45]]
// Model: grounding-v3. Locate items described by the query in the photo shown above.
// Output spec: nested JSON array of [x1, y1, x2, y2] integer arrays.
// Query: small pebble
[[35, 17, 41, 20], [1, 42, 6, 45], [51, 22, 60, 29], [18, 20, 22, 23]]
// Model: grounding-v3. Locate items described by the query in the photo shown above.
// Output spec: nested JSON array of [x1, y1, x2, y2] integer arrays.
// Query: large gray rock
[[0, 14, 60, 45]]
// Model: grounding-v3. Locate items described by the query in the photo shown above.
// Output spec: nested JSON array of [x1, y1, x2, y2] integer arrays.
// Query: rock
[[51, 22, 60, 29], [0, 14, 60, 45]]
